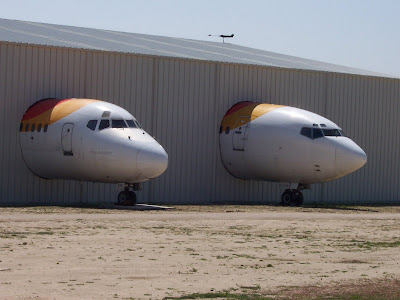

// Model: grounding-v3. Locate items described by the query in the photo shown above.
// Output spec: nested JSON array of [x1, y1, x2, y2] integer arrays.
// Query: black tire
[[117, 191, 130, 204], [293, 191, 304, 206], [281, 190, 293, 206], [128, 191, 137, 206]]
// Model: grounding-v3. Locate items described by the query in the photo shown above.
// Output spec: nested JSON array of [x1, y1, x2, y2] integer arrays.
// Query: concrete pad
[[111, 204, 174, 210]]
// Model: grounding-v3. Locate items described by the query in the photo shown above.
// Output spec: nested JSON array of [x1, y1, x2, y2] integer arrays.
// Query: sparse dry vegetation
[[1, 205, 400, 299]]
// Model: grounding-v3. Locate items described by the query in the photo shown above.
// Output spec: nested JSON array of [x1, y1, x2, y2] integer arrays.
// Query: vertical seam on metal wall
[[148, 57, 158, 203], [320, 73, 329, 202], [83, 51, 88, 98], [211, 62, 220, 202], [2, 45, 9, 202]]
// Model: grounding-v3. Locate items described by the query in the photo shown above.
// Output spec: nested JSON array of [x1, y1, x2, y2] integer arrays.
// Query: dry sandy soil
[[1, 205, 400, 299]]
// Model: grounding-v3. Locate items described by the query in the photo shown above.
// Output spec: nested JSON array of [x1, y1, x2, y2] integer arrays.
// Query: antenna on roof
[[208, 34, 234, 43]]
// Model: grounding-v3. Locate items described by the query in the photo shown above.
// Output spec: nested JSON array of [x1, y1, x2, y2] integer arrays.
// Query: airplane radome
[[19, 98, 168, 205], [219, 102, 367, 206]]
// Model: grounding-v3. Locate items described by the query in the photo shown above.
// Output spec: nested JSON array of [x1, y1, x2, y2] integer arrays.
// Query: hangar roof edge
[[0, 18, 398, 79]]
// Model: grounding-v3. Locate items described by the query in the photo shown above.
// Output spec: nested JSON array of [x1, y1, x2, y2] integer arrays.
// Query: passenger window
[[126, 120, 137, 128], [99, 120, 110, 130], [31, 124, 36, 132], [37, 123, 42, 132], [313, 128, 324, 139], [87, 120, 98, 131], [225, 126, 230, 134], [300, 127, 312, 139], [25, 123, 30, 132], [112, 119, 128, 128], [44, 124, 48, 132]]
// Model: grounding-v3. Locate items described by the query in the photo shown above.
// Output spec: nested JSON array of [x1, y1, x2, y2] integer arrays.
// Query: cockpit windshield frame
[[322, 129, 342, 137], [126, 120, 137, 128], [95, 119, 142, 131], [111, 119, 128, 129], [98, 119, 110, 130], [300, 126, 343, 139]]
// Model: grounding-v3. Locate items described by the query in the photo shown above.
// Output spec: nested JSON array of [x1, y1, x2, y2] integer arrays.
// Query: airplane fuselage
[[219, 102, 367, 185], [20, 99, 168, 185]]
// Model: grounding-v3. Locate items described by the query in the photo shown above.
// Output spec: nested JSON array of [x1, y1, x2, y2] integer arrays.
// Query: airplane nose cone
[[136, 144, 168, 179], [335, 139, 367, 177]]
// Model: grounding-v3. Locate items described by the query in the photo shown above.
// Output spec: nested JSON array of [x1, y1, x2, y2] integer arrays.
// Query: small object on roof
[[208, 34, 234, 43]]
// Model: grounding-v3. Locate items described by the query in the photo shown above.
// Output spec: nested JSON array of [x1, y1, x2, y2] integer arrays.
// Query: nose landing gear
[[281, 184, 308, 206], [117, 183, 141, 206], [281, 190, 303, 206], [117, 190, 136, 205]]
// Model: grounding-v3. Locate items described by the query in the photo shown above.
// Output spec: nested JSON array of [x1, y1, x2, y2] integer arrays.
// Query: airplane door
[[62, 123, 74, 156], [232, 116, 250, 151]]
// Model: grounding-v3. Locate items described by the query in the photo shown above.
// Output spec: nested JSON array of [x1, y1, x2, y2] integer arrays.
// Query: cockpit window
[[87, 120, 98, 131], [134, 120, 142, 129], [126, 120, 137, 128], [99, 120, 110, 130], [322, 129, 342, 137], [112, 119, 128, 128], [300, 127, 324, 139], [102, 111, 111, 118], [300, 127, 312, 139], [313, 128, 324, 139]]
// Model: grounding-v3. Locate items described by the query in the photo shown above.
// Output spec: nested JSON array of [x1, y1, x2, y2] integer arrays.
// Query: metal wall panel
[[149, 59, 219, 204], [322, 74, 400, 204], [0, 42, 399, 205], [0, 44, 90, 206]]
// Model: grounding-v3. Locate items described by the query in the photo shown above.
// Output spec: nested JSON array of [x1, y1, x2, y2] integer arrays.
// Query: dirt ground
[[1, 205, 400, 299]]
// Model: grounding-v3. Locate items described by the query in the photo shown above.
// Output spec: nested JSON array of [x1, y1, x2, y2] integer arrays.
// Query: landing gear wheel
[[293, 191, 304, 206], [128, 191, 137, 206], [118, 191, 130, 205], [117, 191, 137, 206], [281, 190, 294, 206], [117, 183, 141, 206]]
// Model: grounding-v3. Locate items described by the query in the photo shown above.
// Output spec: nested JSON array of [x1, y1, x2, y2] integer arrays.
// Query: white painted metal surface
[[61, 123, 73, 154], [0, 42, 399, 205], [19, 99, 168, 185], [219, 103, 366, 185]]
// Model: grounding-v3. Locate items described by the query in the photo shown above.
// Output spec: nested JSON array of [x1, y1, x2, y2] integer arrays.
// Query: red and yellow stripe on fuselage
[[220, 101, 284, 132], [20, 98, 100, 132]]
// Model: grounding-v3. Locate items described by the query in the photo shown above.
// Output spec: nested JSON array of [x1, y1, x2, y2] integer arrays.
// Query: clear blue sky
[[1, 0, 399, 77]]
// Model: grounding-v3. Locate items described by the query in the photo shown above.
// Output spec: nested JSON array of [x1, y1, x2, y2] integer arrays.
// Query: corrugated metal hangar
[[0, 18, 399, 206]]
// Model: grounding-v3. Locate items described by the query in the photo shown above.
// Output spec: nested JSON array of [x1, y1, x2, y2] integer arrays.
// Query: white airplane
[[219, 101, 367, 206], [19, 98, 168, 205]]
